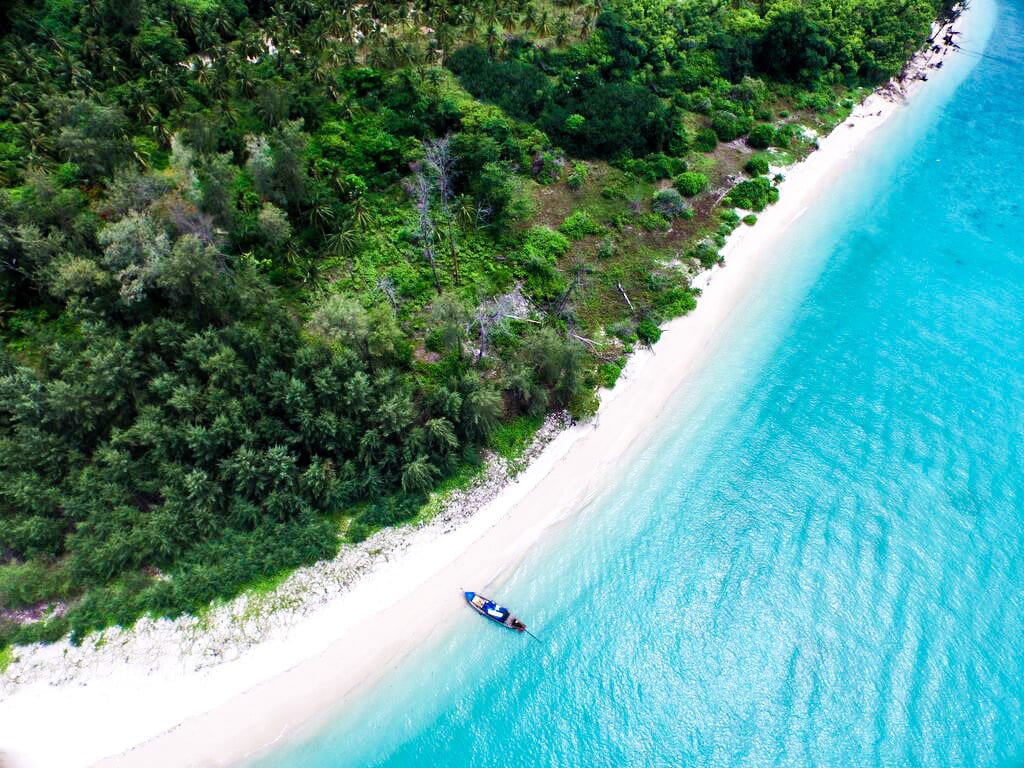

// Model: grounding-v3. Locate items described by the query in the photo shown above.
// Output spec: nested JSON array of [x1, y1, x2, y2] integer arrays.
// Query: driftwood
[[570, 332, 622, 363], [616, 281, 635, 313]]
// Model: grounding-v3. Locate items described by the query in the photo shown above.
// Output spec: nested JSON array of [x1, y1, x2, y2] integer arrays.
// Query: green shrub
[[569, 387, 600, 421], [652, 287, 697, 318], [517, 226, 571, 301], [694, 128, 718, 153], [564, 113, 586, 133], [532, 151, 562, 184], [608, 320, 637, 344], [597, 237, 615, 259], [619, 157, 658, 182], [559, 210, 603, 240], [598, 360, 625, 389], [645, 153, 687, 179], [743, 214, 758, 226], [724, 177, 779, 212], [567, 161, 588, 191], [773, 124, 796, 148], [636, 319, 662, 346], [674, 171, 709, 197], [744, 155, 770, 176], [0, 561, 71, 609], [710, 110, 752, 142], [690, 241, 721, 268], [601, 179, 628, 200], [522, 226, 571, 261], [651, 188, 690, 219], [720, 209, 741, 227], [635, 212, 670, 232], [746, 123, 776, 149]]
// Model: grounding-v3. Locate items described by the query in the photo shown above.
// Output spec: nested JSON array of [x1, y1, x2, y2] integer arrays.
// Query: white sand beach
[[0, 9, 975, 767]]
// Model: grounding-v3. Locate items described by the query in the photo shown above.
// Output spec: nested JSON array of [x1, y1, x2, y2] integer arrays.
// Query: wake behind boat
[[464, 591, 528, 633]]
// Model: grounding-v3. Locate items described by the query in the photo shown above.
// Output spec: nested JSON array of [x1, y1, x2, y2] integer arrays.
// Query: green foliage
[[724, 176, 780, 211], [567, 162, 589, 191], [674, 172, 709, 197], [636, 319, 662, 346], [746, 123, 776, 150], [635, 212, 670, 232], [694, 128, 718, 153], [598, 359, 625, 389], [532, 151, 563, 184], [710, 111, 752, 142], [690, 241, 722, 269], [651, 188, 690, 219], [489, 413, 544, 462], [559, 211, 603, 241], [743, 214, 758, 226], [744, 155, 771, 176], [0, 561, 71, 609], [515, 226, 571, 302]]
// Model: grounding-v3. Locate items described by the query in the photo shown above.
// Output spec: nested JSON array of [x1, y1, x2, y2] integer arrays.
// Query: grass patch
[[0, 645, 14, 673], [413, 460, 488, 524]]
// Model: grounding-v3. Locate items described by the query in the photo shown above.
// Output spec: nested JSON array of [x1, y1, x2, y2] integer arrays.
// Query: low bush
[[559, 210, 603, 240], [690, 241, 721, 268], [652, 287, 697, 318], [635, 212, 670, 232], [746, 123, 776, 149], [651, 188, 690, 219], [710, 110, 752, 142], [694, 127, 718, 153], [598, 360, 624, 389], [566, 161, 588, 190], [636, 319, 662, 346], [744, 155, 770, 176], [724, 177, 779, 211], [674, 171, 709, 197]]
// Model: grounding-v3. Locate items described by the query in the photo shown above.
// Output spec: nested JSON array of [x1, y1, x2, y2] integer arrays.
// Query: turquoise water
[[255, 2, 1024, 766]]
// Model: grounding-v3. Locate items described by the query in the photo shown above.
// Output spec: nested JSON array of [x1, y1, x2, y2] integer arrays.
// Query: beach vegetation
[[744, 156, 771, 176], [674, 172, 710, 197], [636, 319, 663, 346], [559, 211, 603, 241], [724, 177, 781, 211], [651, 189, 690, 219], [747, 124, 777, 150]]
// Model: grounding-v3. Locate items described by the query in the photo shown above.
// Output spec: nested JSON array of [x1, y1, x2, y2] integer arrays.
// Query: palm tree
[[326, 222, 361, 264], [499, 6, 520, 33], [554, 12, 572, 47], [522, 4, 538, 33], [351, 196, 373, 231], [484, 24, 501, 55], [535, 10, 553, 40]]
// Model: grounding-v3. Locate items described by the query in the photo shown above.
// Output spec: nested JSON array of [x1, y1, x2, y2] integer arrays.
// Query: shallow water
[[254, 2, 1024, 765]]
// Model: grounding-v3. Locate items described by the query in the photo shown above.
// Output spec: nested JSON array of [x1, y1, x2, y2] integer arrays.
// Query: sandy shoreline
[[0, 8, 979, 767]]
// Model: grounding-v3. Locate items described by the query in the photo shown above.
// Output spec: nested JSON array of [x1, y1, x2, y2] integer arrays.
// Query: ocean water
[[254, 2, 1024, 766]]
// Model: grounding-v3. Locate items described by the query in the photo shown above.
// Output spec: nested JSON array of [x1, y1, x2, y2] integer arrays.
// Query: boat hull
[[464, 591, 526, 632]]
